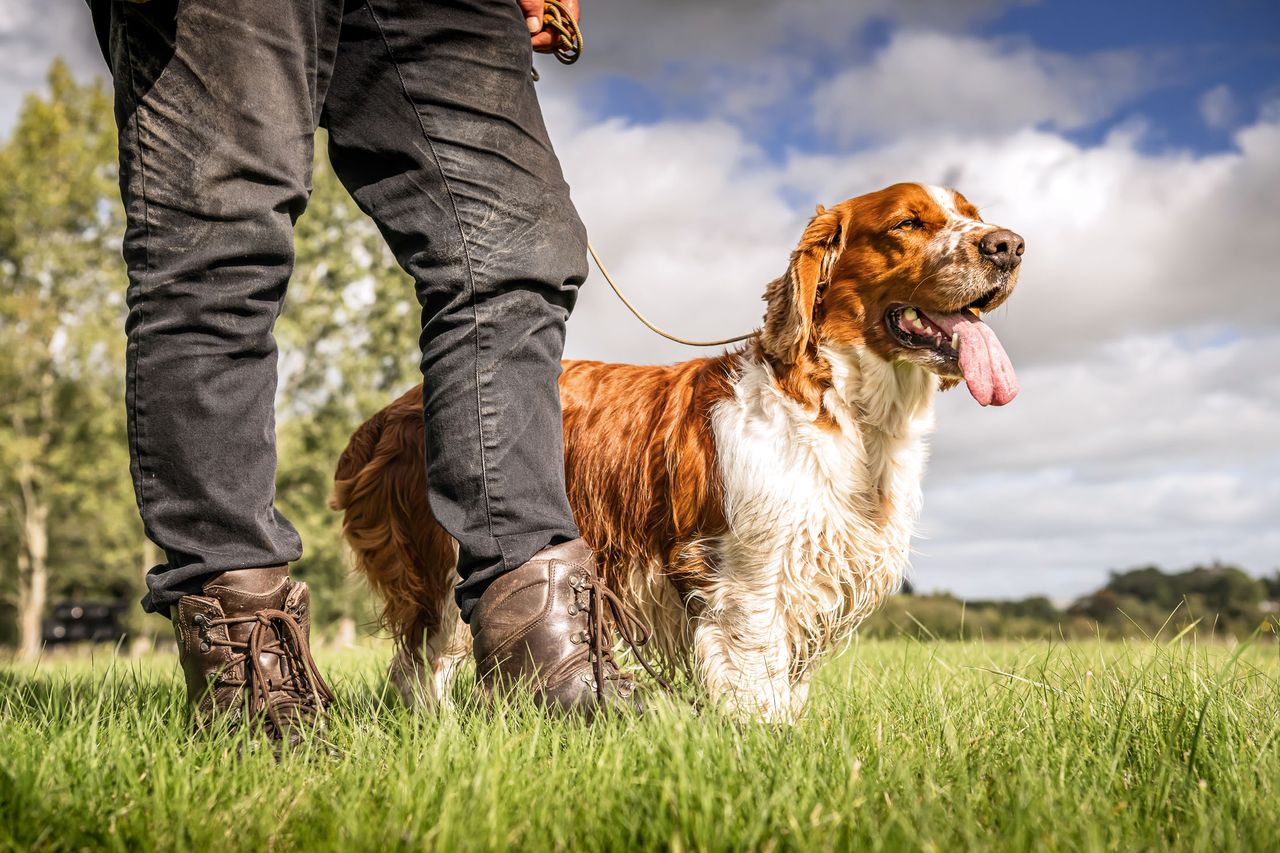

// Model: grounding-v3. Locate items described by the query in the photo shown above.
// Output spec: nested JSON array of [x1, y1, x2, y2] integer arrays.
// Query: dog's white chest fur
[[704, 347, 935, 689]]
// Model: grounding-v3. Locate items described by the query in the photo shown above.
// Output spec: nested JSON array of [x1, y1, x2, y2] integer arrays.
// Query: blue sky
[[3, 0, 1279, 602]]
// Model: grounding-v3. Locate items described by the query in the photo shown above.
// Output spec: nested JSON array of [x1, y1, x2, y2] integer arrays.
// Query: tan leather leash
[[537, 0, 758, 348]]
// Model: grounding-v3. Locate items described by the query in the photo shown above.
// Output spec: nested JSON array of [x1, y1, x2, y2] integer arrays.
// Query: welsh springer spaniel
[[331, 183, 1024, 721]]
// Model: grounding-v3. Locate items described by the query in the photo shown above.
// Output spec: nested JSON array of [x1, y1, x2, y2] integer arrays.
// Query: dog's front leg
[[388, 598, 470, 711], [692, 604, 796, 723]]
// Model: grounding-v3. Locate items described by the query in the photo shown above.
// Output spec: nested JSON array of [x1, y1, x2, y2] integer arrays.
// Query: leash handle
[[541, 0, 582, 65]]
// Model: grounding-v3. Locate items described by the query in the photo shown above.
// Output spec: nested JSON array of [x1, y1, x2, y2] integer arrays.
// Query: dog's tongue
[[920, 310, 1019, 406]]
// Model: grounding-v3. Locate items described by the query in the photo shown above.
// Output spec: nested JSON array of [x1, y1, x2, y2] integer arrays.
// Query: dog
[[331, 183, 1024, 721]]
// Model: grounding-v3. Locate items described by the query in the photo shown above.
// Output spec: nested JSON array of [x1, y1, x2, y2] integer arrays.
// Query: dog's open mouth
[[886, 298, 1019, 406]]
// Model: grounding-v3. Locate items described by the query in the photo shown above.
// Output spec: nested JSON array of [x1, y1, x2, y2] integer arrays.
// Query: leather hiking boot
[[172, 566, 334, 743], [470, 539, 668, 719]]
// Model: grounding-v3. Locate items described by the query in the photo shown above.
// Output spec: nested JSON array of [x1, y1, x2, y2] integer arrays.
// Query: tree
[[1179, 562, 1263, 616], [1263, 570, 1280, 601], [0, 62, 138, 659], [1103, 565, 1180, 609]]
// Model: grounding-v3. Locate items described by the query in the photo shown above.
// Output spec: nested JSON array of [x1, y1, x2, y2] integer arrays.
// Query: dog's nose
[[979, 229, 1025, 270]]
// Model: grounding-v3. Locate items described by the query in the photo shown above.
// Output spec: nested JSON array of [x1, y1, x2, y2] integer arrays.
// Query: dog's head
[[761, 183, 1024, 406]]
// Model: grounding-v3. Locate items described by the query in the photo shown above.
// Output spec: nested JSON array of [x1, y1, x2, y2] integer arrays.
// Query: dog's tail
[[331, 386, 454, 642]]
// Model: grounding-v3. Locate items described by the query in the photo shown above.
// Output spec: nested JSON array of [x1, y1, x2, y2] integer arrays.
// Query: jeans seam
[[364, 1, 505, 566], [120, 6, 155, 526]]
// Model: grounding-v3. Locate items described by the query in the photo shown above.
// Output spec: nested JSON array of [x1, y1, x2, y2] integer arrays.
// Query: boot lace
[[199, 609, 335, 734], [576, 574, 673, 699]]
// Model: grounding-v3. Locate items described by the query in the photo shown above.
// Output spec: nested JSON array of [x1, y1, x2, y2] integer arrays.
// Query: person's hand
[[519, 0, 581, 54]]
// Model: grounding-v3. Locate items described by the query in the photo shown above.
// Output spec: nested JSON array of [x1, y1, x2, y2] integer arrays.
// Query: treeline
[[862, 562, 1280, 642]]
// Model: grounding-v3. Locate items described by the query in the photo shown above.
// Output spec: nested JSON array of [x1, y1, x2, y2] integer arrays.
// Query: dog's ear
[[761, 205, 846, 364]]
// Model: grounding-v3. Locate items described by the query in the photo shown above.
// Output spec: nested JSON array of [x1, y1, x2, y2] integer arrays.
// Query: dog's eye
[[895, 218, 924, 231]]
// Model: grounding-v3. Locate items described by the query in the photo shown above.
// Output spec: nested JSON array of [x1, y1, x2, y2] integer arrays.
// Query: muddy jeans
[[91, 0, 586, 621]]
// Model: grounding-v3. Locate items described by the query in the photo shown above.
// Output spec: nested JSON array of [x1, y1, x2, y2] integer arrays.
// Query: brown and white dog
[[331, 183, 1024, 721]]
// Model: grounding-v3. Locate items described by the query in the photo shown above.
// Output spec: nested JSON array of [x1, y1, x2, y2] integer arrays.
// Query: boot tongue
[[202, 567, 294, 678], [919, 310, 1019, 406]]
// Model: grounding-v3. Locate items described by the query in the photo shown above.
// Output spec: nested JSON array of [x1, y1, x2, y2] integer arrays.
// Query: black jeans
[[91, 0, 586, 621]]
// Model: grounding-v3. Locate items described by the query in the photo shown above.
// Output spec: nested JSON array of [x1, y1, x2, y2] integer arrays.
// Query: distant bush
[[860, 562, 1279, 642]]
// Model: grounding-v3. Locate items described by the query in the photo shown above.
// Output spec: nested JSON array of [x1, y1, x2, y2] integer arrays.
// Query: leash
[[537, 0, 759, 349], [587, 244, 756, 347]]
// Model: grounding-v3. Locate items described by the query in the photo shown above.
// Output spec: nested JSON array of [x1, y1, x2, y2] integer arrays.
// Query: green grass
[[3, 637, 1280, 851]]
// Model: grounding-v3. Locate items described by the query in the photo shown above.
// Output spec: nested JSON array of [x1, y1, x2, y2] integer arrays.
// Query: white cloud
[[911, 332, 1280, 598], [811, 30, 1154, 141], [928, 333, 1280, 483], [1199, 84, 1238, 130]]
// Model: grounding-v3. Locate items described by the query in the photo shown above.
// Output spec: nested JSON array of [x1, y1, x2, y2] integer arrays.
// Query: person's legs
[[321, 0, 585, 622], [95, 0, 341, 613]]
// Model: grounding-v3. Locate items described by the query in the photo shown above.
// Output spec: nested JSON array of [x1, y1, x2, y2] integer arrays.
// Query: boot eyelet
[[567, 603, 578, 616], [193, 614, 207, 628], [199, 639, 212, 652], [294, 603, 307, 618]]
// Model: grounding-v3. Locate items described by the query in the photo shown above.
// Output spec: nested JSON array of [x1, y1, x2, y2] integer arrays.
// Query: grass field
[[3, 637, 1279, 851]]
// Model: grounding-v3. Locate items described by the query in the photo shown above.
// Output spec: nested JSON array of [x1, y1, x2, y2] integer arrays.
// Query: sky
[[2, 0, 1279, 602]]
